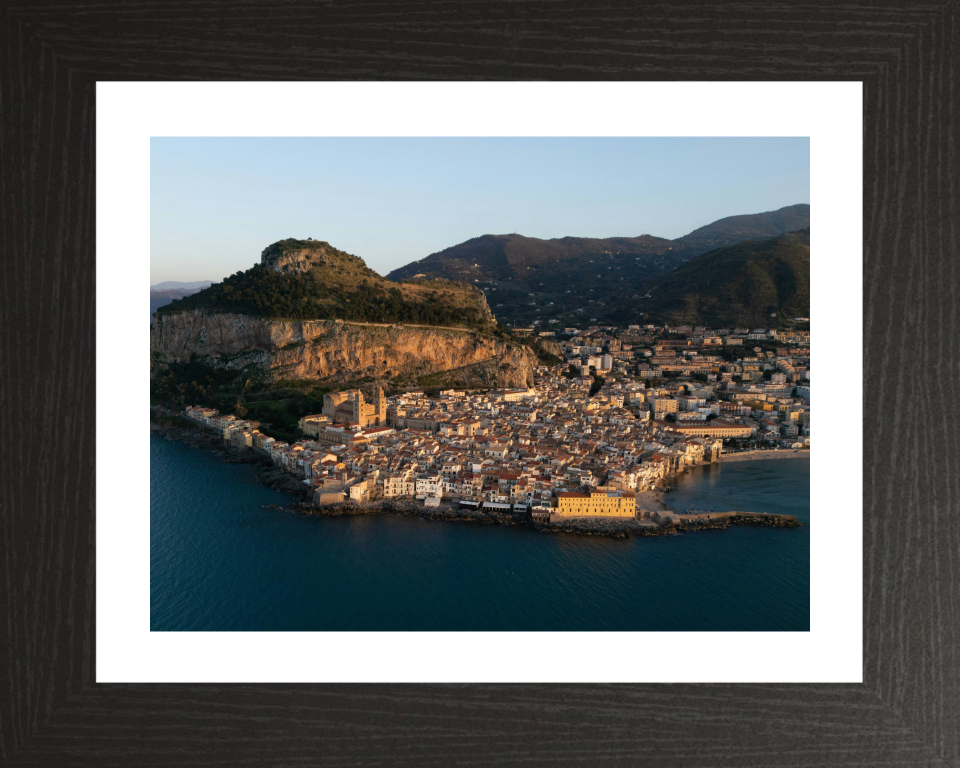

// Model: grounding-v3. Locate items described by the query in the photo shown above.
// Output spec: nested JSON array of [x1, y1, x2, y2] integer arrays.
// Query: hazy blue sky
[[150, 137, 809, 285]]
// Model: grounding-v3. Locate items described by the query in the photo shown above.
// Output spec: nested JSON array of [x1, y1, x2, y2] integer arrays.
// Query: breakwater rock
[[256, 466, 311, 498], [541, 518, 674, 539], [729, 514, 801, 528], [676, 515, 801, 532]]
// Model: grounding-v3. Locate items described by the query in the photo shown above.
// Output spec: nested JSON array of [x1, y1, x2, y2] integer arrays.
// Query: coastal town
[[176, 322, 809, 529]]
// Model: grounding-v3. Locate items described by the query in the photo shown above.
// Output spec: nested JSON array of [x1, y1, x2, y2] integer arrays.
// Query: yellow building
[[554, 490, 636, 518], [649, 396, 679, 413]]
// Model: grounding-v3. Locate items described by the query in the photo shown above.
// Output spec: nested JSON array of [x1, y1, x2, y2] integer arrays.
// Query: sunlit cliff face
[[151, 310, 537, 389]]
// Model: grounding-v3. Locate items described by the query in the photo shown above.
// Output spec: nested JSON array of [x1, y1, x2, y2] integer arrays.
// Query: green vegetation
[[150, 355, 240, 410], [671, 204, 809, 254], [152, 354, 430, 443], [157, 264, 490, 327], [610, 229, 810, 328], [589, 373, 606, 397], [388, 232, 680, 284], [417, 370, 449, 388], [150, 410, 203, 432], [156, 238, 494, 329], [720, 347, 745, 362], [387, 233, 687, 328], [385, 205, 809, 327], [524, 337, 562, 366]]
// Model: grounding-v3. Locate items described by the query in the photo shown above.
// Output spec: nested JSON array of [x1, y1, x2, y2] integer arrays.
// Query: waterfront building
[[554, 489, 636, 518]]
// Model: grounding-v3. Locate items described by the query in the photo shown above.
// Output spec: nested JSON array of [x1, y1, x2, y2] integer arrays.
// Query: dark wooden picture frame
[[2, 2, 957, 765]]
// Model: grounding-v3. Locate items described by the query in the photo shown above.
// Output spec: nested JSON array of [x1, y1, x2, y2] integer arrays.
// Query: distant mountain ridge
[[150, 287, 209, 321], [671, 204, 810, 254], [151, 280, 215, 291], [386, 204, 809, 325]]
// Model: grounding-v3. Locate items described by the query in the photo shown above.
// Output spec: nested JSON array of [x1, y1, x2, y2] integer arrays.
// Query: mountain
[[151, 280, 215, 291], [385, 205, 809, 326], [154, 238, 494, 329], [388, 232, 682, 284], [606, 229, 810, 328], [387, 232, 688, 326], [150, 239, 542, 394], [671, 204, 810, 255]]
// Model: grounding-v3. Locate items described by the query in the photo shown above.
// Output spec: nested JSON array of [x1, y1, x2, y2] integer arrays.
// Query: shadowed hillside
[[606, 229, 810, 328], [386, 205, 809, 326], [672, 204, 810, 254]]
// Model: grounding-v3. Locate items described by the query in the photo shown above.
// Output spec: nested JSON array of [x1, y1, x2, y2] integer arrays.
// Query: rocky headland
[[150, 312, 537, 390]]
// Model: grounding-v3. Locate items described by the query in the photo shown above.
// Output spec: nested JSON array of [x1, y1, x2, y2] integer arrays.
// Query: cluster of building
[[182, 322, 810, 523]]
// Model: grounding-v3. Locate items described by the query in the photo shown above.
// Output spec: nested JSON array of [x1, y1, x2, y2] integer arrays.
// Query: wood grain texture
[[1, 1, 957, 765]]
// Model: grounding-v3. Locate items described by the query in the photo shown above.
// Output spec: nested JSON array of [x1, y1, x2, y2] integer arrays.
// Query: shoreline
[[150, 420, 312, 498], [634, 489, 669, 512], [151, 418, 802, 539], [719, 449, 810, 463], [292, 498, 800, 538]]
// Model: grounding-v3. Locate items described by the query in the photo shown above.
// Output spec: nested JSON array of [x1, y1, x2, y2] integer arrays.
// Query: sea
[[151, 434, 810, 632]]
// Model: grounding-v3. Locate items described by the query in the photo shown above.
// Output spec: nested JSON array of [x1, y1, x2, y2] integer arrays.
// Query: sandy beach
[[634, 489, 669, 513], [719, 449, 810, 463]]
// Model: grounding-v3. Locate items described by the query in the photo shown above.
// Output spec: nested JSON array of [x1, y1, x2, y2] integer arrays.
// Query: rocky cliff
[[150, 310, 536, 389], [260, 239, 364, 276]]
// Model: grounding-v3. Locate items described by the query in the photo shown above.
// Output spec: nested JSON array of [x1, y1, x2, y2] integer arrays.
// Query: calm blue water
[[151, 435, 809, 631]]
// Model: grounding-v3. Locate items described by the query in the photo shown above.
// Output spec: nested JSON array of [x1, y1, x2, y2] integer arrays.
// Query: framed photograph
[[5, 3, 957, 765], [107, 83, 850, 684]]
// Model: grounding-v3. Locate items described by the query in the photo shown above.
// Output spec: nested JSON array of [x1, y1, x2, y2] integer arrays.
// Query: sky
[[150, 137, 809, 285]]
